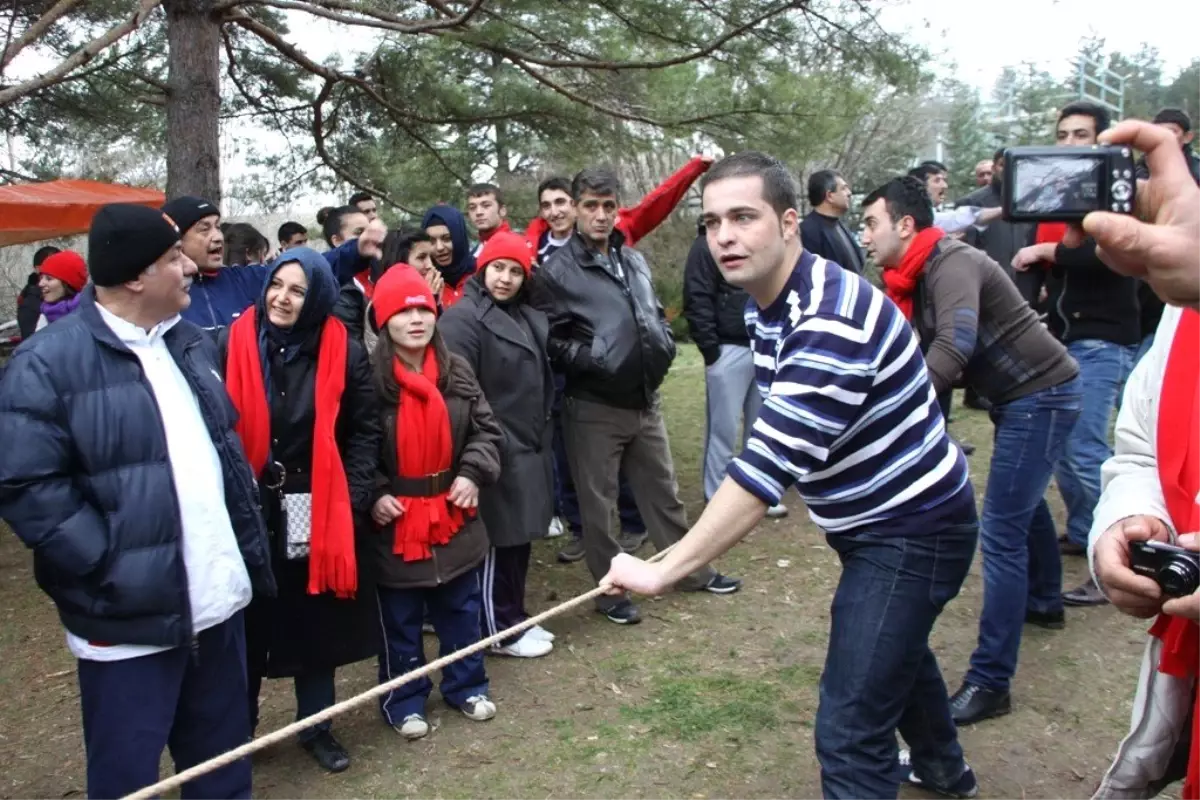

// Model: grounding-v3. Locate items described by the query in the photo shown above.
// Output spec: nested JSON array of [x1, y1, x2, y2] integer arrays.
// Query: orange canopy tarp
[[0, 179, 166, 247]]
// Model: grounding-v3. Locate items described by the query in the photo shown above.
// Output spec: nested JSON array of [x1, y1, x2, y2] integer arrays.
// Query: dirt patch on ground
[[0, 350, 1157, 798]]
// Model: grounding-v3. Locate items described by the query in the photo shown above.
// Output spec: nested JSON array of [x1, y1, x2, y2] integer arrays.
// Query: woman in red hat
[[369, 264, 504, 741], [35, 250, 88, 331], [440, 231, 556, 658]]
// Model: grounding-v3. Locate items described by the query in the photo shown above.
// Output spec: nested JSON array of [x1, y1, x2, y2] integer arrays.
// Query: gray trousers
[[701, 344, 762, 501], [562, 395, 715, 610]]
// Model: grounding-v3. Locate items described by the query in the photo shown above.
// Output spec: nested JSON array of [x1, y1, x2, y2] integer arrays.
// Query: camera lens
[[1158, 557, 1200, 598]]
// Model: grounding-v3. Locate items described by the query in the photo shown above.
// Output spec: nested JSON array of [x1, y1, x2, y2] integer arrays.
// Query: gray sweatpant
[[701, 344, 762, 501]]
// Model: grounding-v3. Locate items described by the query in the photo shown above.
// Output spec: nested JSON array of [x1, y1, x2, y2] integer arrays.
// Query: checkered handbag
[[282, 493, 313, 560]]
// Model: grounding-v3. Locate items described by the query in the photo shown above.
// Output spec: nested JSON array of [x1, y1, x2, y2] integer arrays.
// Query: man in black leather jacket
[[537, 168, 741, 625]]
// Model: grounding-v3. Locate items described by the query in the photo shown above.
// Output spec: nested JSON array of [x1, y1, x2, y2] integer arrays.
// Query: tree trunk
[[163, 0, 221, 203]]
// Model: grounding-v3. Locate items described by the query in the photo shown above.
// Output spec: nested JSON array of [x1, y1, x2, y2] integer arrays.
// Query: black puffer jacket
[[682, 230, 750, 366], [537, 230, 676, 409], [0, 290, 275, 648]]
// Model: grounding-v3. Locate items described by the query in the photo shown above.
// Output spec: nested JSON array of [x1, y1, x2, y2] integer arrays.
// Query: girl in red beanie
[[368, 265, 504, 740], [439, 232, 557, 658], [35, 250, 88, 331]]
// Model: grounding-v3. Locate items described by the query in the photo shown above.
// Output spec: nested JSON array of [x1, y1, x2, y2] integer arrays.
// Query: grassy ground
[[0, 347, 1157, 799]]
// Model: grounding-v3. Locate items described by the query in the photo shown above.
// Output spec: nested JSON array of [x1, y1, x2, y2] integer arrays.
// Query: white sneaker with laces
[[526, 624, 555, 642], [396, 714, 429, 740], [495, 632, 553, 658], [461, 695, 497, 721], [547, 517, 565, 537]]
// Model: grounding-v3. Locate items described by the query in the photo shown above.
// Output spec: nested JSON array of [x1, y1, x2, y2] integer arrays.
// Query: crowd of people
[[0, 99, 1196, 800]]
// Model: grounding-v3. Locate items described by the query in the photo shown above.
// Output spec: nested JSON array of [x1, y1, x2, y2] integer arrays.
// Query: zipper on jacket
[[1056, 272, 1071, 341]]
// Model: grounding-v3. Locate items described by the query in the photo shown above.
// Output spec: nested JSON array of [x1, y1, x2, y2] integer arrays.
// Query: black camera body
[[1130, 540, 1200, 598], [1002, 144, 1137, 223]]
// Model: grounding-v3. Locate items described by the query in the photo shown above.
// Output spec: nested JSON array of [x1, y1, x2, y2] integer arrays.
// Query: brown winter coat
[[370, 351, 503, 589]]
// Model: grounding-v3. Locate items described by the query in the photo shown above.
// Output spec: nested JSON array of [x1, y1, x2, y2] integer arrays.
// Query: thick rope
[[121, 546, 673, 800]]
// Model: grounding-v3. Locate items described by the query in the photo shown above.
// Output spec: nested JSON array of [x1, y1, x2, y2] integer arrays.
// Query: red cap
[[476, 230, 533, 276], [373, 264, 437, 330], [39, 250, 88, 292]]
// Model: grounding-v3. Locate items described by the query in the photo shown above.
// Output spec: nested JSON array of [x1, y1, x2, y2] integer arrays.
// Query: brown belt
[[391, 470, 454, 498]]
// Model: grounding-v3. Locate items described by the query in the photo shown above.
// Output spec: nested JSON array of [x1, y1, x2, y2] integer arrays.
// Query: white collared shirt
[[66, 306, 252, 661]]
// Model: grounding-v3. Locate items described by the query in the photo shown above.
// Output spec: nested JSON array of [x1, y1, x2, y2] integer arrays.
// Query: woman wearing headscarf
[[220, 247, 381, 773], [368, 265, 503, 740], [34, 250, 88, 331], [439, 232, 556, 658], [422, 204, 477, 309]]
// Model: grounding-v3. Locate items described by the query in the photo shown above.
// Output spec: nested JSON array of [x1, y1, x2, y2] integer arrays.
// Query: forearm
[[656, 478, 766, 585]]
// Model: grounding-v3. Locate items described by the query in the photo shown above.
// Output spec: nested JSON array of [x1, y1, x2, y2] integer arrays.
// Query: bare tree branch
[[0, 0, 162, 106], [215, 0, 488, 34], [1, 0, 88, 71]]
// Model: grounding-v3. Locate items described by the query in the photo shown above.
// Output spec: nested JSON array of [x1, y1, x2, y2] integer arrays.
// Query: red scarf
[[1035, 223, 1068, 270], [440, 278, 468, 310], [225, 308, 358, 598], [881, 227, 946, 320], [478, 220, 513, 244], [390, 347, 468, 561], [354, 269, 374, 300], [1150, 308, 1200, 800]]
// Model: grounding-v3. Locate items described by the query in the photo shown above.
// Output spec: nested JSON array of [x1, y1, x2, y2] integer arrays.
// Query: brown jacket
[[370, 352, 503, 589]]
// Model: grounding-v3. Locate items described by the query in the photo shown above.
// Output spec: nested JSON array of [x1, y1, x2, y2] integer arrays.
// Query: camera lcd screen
[[1011, 155, 1103, 215]]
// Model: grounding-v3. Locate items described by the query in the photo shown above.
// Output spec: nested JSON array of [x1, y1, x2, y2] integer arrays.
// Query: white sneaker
[[766, 503, 789, 518], [526, 624, 555, 642], [547, 517, 565, 537], [396, 714, 429, 740], [494, 632, 553, 658], [461, 695, 496, 721]]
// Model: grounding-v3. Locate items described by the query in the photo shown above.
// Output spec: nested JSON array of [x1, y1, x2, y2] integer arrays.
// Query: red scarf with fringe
[[225, 308, 358, 598], [881, 227, 945, 320], [1150, 308, 1200, 800], [390, 347, 468, 561]]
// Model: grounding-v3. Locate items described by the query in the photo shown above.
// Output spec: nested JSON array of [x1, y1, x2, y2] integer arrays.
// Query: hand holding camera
[[1094, 515, 1199, 620]]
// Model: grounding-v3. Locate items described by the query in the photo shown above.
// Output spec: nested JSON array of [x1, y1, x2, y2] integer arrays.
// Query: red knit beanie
[[39, 250, 88, 292], [372, 264, 437, 330], [476, 230, 533, 275]]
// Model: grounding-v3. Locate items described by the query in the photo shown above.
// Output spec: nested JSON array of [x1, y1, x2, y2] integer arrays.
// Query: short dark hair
[[700, 151, 798, 216], [348, 191, 374, 207], [223, 222, 270, 267], [467, 183, 504, 206], [907, 163, 946, 184], [1153, 107, 1192, 133], [571, 168, 620, 202], [1058, 100, 1111, 135], [992, 147, 1006, 164], [537, 176, 571, 201], [806, 169, 842, 207], [322, 204, 365, 248], [33, 245, 61, 267], [919, 159, 948, 173], [861, 176, 934, 231], [277, 221, 307, 243]]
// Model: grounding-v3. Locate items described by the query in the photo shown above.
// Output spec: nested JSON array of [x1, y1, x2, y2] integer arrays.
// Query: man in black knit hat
[[0, 203, 275, 799]]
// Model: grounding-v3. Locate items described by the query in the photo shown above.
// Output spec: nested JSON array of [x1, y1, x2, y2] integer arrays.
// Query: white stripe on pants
[[701, 343, 761, 501]]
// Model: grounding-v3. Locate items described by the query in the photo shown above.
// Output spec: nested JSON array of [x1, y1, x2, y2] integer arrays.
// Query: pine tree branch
[[0, 0, 162, 106], [215, 0, 489, 34], [1, 0, 88, 72]]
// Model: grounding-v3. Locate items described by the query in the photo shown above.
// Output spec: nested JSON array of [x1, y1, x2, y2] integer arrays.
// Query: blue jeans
[[551, 373, 646, 536], [965, 379, 1082, 693], [816, 524, 977, 799], [1058, 340, 1137, 547]]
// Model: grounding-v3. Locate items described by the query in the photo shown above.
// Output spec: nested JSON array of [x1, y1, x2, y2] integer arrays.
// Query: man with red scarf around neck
[[1074, 114, 1200, 800], [863, 175, 1083, 727]]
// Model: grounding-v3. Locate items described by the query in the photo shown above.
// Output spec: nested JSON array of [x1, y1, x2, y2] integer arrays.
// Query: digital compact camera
[[1130, 540, 1200, 598], [1002, 144, 1137, 223]]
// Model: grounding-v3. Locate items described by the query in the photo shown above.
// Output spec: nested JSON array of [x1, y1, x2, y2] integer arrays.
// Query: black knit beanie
[[161, 195, 220, 236], [88, 204, 181, 287]]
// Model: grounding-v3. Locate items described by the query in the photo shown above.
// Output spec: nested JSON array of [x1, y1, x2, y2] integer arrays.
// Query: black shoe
[[599, 600, 642, 625], [685, 573, 743, 595], [618, 531, 648, 555], [897, 749, 979, 798], [1063, 577, 1109, 606], [949, 682, 1011, 726], [301, 729, 350, 773], [557, 537, 586, 563], [1025, 608, 1065, 630]]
